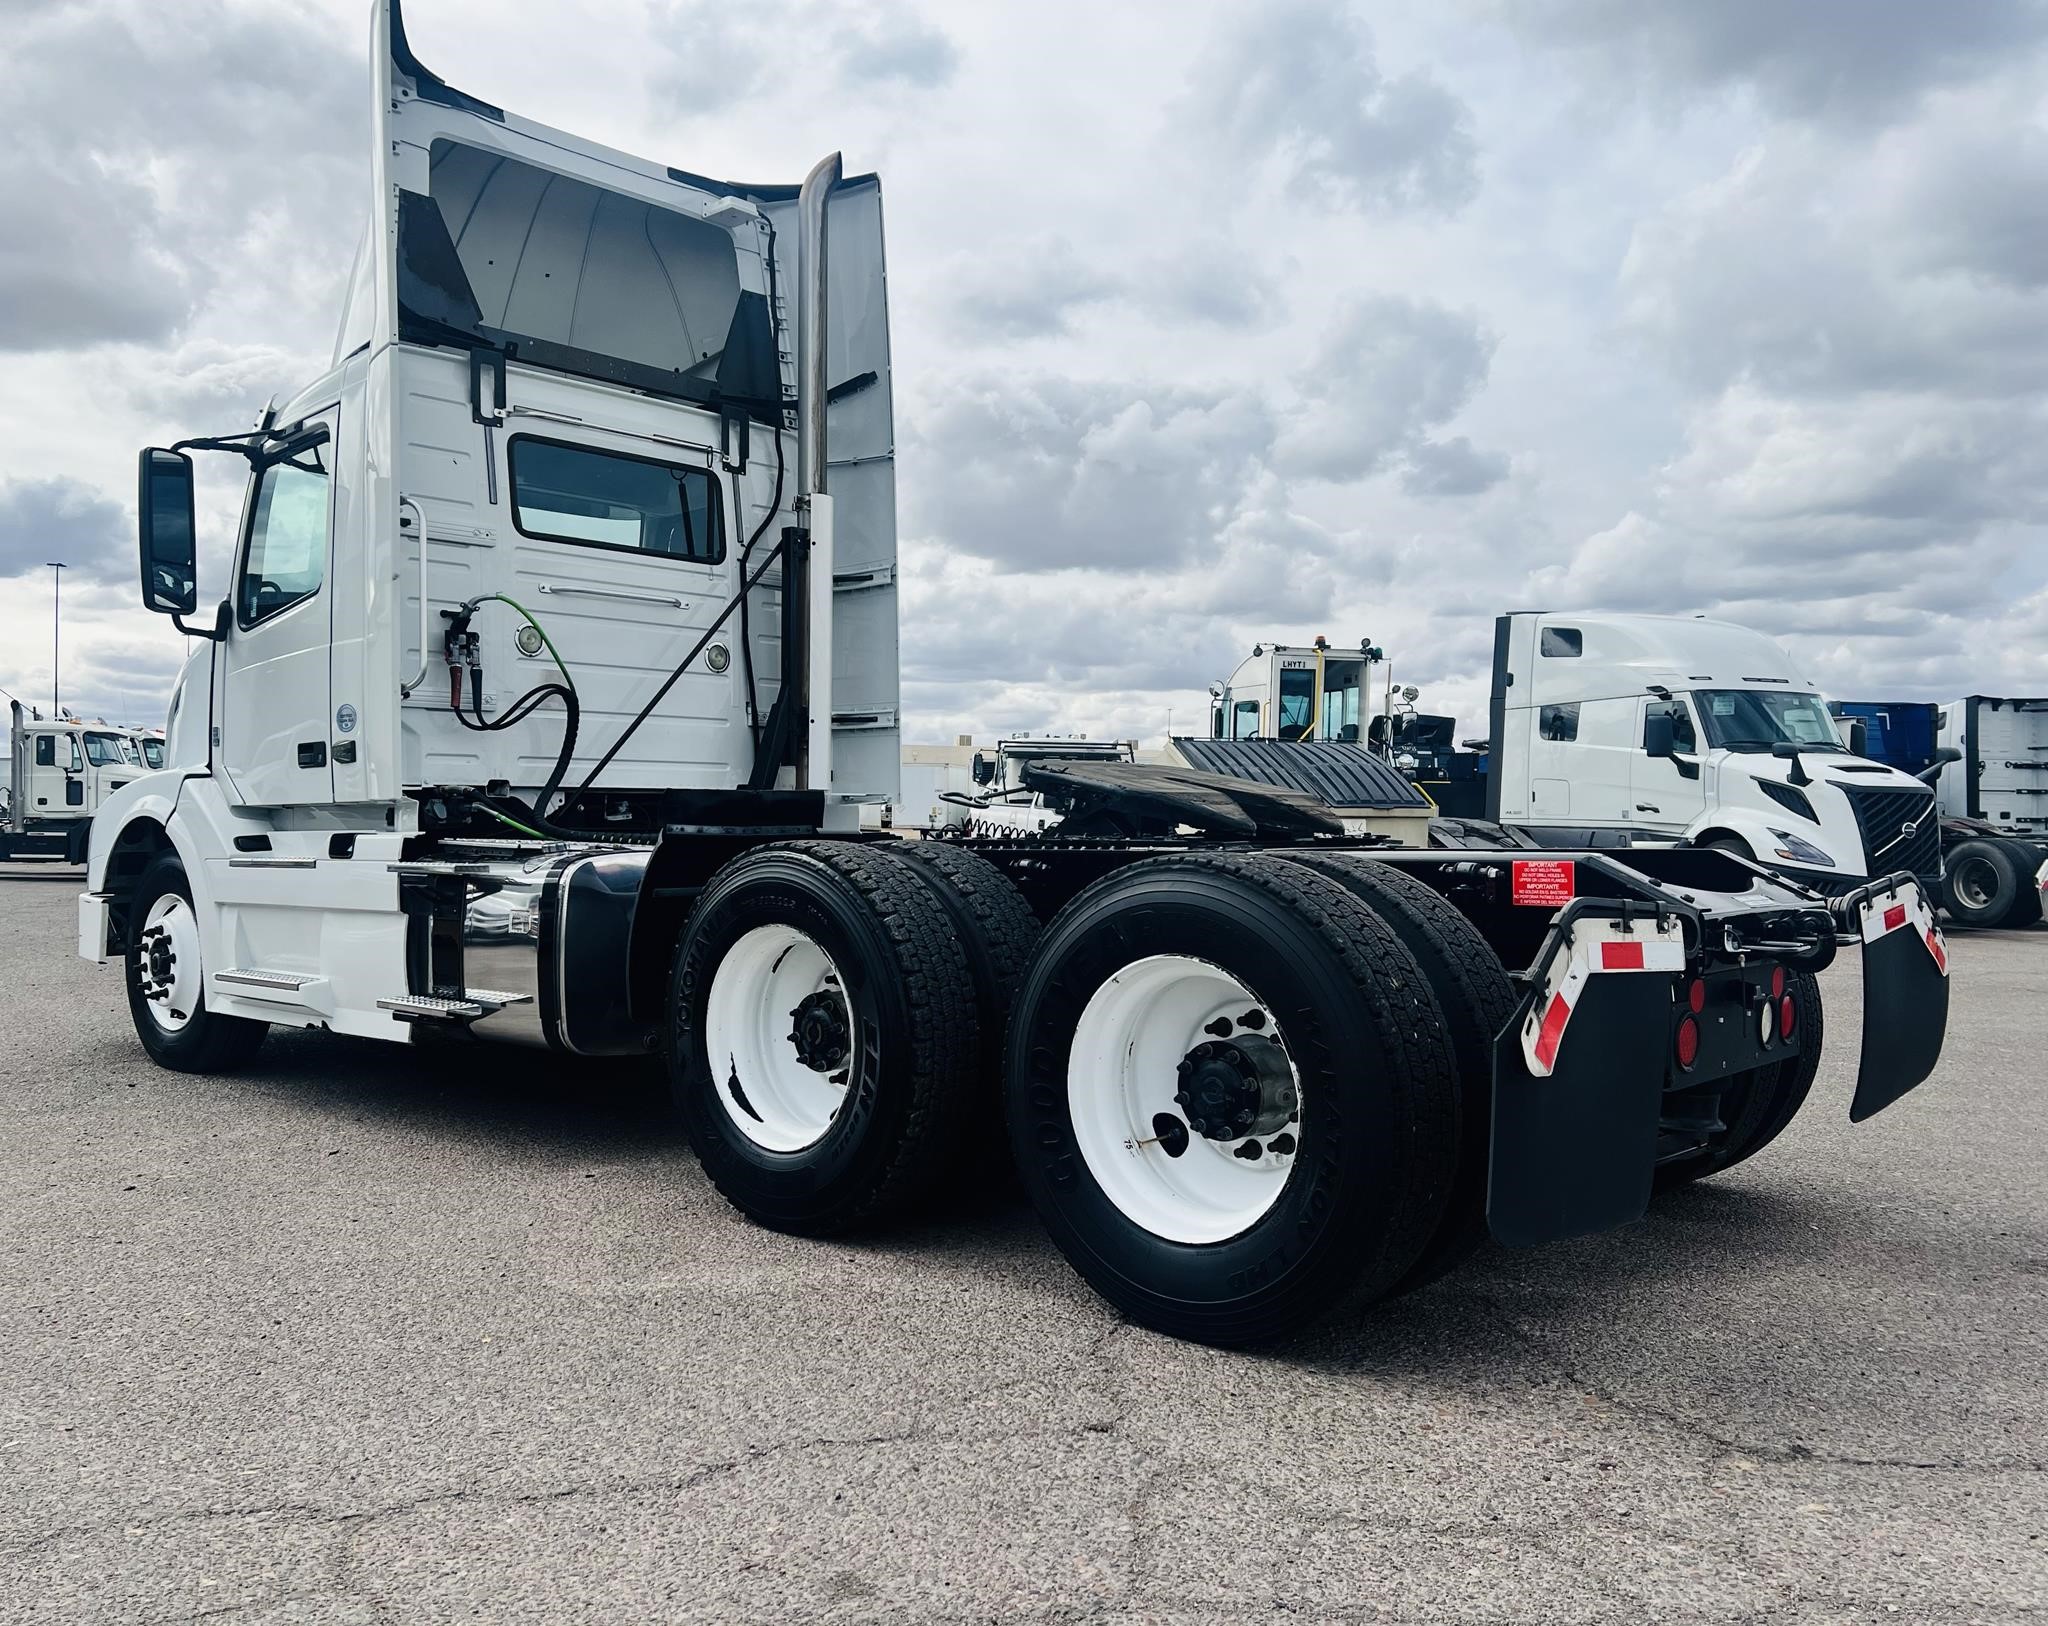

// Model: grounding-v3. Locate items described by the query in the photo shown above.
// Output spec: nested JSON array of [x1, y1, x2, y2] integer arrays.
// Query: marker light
[[1675, 1016, 1700, 1070]]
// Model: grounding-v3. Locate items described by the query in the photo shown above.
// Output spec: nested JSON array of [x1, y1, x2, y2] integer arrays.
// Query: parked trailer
[[1831, 698, 2048, 928], [80, 2, 1951, 1348]]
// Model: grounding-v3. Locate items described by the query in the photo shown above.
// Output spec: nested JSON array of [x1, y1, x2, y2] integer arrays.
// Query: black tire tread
[[1271, 853, 1516, 1293], [887, 840, 1042, 1008], [676, 839, 979, 1233], [883, 841, 1043, 1177]]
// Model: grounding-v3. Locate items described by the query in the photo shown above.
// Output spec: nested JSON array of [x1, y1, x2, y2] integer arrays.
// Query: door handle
[[1635, 803, 1659, 813], [298, 742, 327, 768], [536, 583, 688, 610]]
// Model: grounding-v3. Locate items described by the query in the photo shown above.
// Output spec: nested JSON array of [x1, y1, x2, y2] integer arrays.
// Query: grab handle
[[398, 498, 430, 697]]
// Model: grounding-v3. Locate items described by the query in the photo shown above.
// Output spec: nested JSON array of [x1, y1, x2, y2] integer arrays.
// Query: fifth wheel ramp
[[1164, 738, 1434, 842]]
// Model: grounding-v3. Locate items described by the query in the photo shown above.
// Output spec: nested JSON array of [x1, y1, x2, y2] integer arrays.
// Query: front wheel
[[1006, 852, 1459, 1347], [124, 853, 268, 1073]]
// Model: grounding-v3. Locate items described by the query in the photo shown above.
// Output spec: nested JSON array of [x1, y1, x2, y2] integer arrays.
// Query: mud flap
[[1487, 913, 1684, 1247], [1848, 881, 1950, 1123]]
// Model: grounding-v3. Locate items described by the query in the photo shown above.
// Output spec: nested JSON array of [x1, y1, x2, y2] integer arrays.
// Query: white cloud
[[1184, 1, 1479, 214]]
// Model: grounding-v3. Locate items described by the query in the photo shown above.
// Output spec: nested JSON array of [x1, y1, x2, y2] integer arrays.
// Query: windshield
[[1693, 690, 1843, 752], [84, 733, 128, 767], [1276, 668, 1314, 741]]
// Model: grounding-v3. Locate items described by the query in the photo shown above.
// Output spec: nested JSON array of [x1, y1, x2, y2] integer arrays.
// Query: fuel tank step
[[376, 989, 535, 1022]]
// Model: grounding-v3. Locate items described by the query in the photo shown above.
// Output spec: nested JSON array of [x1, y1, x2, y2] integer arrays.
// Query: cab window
[[1539, 627, 1582, 657], [1646, 700, 1697, 753], [1538, 703, 1579, 742], [1232, 700, 1260, 739], [34, 735, 54, 767], [509, 436, 724, 563], [238, 434, 332, 628]]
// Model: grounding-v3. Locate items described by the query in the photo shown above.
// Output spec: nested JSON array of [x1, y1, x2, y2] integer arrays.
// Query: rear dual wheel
[[668, 841, 1017, 1234], [1944, 839, 2043, 929], [1005, 853, 1462, 1347]]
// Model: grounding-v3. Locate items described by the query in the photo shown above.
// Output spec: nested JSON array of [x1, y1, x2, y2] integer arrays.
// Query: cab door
[[1630, 697, 1708, 831], [216, 410, 339, 806], [29, 731, 85, 816]]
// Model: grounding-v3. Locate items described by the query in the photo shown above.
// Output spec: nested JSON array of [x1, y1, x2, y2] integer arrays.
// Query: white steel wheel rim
[[1067, 954, 1303, 1245], [704, 924, 855, 1153], [137, 894, 201, 1033]]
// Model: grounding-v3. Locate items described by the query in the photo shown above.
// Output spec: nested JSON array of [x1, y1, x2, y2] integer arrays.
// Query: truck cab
[[1488, 612, 1941, 894], [1212, 640, 1374, 743], [3, 709, 141, 862]]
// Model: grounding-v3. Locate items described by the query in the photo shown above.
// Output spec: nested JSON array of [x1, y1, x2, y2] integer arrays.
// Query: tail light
[[1675, 1015, 1700, 1070], [1770, 964, 1786, 1000], [1780, 994, 1797, 1040], [1687, 978, 1706, 1014]]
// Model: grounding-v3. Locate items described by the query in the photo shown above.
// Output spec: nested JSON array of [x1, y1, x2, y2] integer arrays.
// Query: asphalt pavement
[[2, 859, 2043, 1625]]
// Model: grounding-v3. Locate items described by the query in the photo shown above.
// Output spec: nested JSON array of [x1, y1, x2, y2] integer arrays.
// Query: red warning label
[[1511, 860, 1575, 908]]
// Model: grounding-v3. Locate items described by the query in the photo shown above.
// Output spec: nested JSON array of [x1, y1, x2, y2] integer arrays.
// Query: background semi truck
[[79, 0, 1951, 1348], [4, 702, 144, 863], [1831, 697, 2048, 928], [1482, 613, 1946, 899]]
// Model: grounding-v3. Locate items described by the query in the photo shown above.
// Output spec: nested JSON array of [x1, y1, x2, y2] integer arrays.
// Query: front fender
[[84, 771, 193, 892]]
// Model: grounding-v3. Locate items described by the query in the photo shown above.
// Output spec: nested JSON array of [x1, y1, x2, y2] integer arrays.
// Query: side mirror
[[1844, 718, 1870, 757], [971, 752, 995, 786], [1933, 745, 1962, 766], [1771, 739, 1813, 785], [137, 448, 198, 616], [1643, 713, 1676, 757]]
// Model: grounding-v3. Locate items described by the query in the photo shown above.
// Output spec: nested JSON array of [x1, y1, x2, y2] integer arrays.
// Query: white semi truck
[[4, 703, 145, 863], [1486, 612, 1946, 897], [81, 2, 1953, 1347]]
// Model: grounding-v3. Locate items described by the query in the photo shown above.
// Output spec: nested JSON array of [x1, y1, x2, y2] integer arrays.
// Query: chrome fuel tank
[[419, 843, 653, 1053]]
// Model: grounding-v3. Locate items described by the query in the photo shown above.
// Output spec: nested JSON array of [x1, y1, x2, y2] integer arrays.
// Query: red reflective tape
[[1925, 928, 1948, 975], [1531, 991, 1572, 1071], [1601, 940, 1645, 970], [1512, 860, 1575, 908], [1882, 903, 1907, 933]]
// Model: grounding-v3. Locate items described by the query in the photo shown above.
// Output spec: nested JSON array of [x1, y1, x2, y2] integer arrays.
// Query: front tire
[[1006, 853, 1459, 1347], [668, 842, 979, 1234], [124, 853, 268, 1073]]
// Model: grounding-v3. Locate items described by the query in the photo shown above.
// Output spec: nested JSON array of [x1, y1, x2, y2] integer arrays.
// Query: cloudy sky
[[3, 0, 2045, 748]]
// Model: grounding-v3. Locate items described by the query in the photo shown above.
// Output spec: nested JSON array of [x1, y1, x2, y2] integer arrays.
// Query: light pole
[[46, 562, 65, 716]]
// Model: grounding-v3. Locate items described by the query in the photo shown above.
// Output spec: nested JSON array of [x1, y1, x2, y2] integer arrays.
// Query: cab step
[[376, 988, 535, 1023], [214, 969, 335, 1014]]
